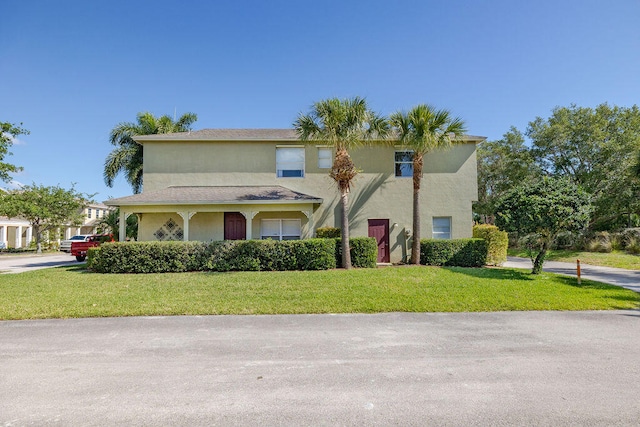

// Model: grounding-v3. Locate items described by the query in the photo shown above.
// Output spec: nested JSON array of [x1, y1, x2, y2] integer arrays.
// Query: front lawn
[[508, 249, 640, 270], [1, 265, 638, 320]]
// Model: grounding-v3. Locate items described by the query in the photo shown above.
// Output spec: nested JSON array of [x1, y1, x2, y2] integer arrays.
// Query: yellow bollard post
[[577, 259, 581, 285]]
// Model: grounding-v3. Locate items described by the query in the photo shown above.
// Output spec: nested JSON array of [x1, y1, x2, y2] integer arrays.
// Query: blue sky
[[2, 0, 639, 200]]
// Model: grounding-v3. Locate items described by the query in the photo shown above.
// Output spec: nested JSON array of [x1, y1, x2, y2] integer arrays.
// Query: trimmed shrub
[[89, 239, 338, 273], [472, 224, 507, 266], [89, 241, 210, 273], [334, 237, 378, 268], [420, 239, 488, 267], [316, 227, 341, 238]]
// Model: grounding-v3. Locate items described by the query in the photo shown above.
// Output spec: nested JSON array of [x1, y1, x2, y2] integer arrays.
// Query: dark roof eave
[[105, 198, 323, 207]]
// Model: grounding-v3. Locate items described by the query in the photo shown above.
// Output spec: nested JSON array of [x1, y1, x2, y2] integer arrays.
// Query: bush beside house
[[472, 224, 508, 266], [88, 238, 379, 273], [420, 238, 488, 267]]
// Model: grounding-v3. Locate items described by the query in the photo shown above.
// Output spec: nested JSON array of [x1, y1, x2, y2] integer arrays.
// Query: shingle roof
[[105, 186, 323, 206], [133, 128, 486, 143]]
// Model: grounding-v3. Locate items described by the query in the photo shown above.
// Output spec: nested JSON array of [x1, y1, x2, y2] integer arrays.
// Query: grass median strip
[[508, 249, 640, 270], [0, 265, 638, 320]]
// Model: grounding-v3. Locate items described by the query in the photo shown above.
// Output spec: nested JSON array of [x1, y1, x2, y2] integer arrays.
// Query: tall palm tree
[[390, 105, 466, 264], [104, 112, 197, 194], [294, 97, 389, 269]]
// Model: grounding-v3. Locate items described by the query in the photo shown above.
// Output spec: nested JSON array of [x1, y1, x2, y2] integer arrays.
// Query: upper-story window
[[87, 208, 92, 219], [318, 147, 332, 169], [276, 147, 305, 177], [395, 150, 414, 177]]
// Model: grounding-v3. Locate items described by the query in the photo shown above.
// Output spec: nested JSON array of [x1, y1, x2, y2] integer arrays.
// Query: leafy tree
[[495, 177, 592, 274], [104, 112, 197, 194], [0, 121, 28, 182], [475, 127, 541, 223], [294, 97, 389, 269], [0, 184, 88, 253], [527, 104, 640, 228], [390, 104, 466, 264]]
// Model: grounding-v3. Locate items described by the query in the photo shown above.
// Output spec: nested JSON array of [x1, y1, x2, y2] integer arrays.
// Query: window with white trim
[[395, 150, 413, 177], [432, 217, 451, 239], [276, 147, 305, 177], [87, 208, 92, 219], [318, 147, 332, 169], [261, 219, 301, 240]]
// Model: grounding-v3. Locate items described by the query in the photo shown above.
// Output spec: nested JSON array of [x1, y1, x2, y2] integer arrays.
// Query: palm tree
[[294, 97, 389, 269], [104, 112, 197, 194], [390, 105, 466, 265]]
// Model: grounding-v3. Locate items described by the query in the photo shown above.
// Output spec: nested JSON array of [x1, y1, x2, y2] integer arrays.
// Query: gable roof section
[[105, 186, 323, 206], [133, 128, 486, 143]]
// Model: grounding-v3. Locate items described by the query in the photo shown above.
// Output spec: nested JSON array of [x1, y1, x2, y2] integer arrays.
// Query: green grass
[[0, 265, 638, 320], [508, 248, 640, 270]]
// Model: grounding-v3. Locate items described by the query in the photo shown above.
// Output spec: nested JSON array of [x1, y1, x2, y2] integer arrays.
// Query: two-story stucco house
[[105, 129, 484, 263]]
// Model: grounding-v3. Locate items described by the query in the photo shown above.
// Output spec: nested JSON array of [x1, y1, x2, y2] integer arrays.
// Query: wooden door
[[368, 219, 390, 263], [224, 212, 246, 240]]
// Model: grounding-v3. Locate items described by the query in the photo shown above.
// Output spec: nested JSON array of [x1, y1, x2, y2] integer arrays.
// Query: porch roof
[[105, 186, 323, 206]]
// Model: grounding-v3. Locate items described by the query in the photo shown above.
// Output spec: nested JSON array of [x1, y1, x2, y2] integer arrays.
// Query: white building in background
[[0, 202, 114, 249]]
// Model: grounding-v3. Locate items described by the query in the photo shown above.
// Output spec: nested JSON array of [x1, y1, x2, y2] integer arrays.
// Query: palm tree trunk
[[340, 190, 352, 269], [410, 154, 424, 265]]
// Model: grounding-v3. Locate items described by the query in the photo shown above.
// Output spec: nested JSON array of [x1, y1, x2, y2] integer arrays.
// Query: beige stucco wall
[[125, 139, 478, 263]]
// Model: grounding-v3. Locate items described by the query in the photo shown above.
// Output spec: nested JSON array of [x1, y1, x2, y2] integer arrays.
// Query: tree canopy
[[495, 177, 592, 274], [0, 121, 28, 183], [104, 112, 197, 194], [478, 103, 640, 230], [0, 184, 88, 253]]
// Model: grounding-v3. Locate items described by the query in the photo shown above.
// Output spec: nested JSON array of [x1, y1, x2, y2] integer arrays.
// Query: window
[[395, 150, 413, 177], [96, 209, 101, 218], [277, 147, 305, 177], [261, 219, 301, 240], [432, 217, 451, 239], [318, 147, 332, 169], [87, 208, 92, 219]]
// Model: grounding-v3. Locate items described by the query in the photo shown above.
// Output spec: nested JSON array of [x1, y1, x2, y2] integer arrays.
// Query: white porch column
[[240, 211, 256, 240], [0, 226, 6, 248], [177, 212, 196, 241], [76, 227, 81, 236], [119, 211, 131, 242], [25, 227, 33, 246], [15, 226, 22, 248], [65, 227, 72, 239]]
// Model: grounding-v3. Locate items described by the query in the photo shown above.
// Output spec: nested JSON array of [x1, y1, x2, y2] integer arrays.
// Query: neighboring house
[[0, 203, 114, 249], [0, 216, 32, 249], [61, 202, 115, 238], [105, 129, 484, 263]]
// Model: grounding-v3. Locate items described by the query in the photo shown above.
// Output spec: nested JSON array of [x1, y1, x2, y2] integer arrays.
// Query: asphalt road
[[0, 253, 79, 274], [2, 311, 640, 426]]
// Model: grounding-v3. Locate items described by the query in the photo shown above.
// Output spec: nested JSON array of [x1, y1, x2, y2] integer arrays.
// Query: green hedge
[[472, 224, 508, 266], [420, 238, 488, 267], [316, 226, 341, 238], [334, 237, 378, 268], [88, 239, 337, 274]]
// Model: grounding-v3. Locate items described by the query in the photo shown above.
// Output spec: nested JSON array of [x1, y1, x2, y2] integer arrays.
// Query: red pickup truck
[[70, 234, 115, 262]]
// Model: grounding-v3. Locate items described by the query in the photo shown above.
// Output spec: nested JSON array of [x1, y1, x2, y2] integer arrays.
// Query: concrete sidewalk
[[504, 256, 640, 293]]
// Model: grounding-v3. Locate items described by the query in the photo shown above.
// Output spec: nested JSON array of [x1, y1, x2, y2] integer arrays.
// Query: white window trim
[[317, 147, 333, 169], [395, 150, 414, 178], [432, 217, 452, 240], [260, 219, 301, 240], [276, 146, 305, 178]]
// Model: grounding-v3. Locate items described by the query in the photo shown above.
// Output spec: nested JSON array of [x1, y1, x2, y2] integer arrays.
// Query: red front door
[[368, 219, 390, 263], [224, 212, 246, 240]]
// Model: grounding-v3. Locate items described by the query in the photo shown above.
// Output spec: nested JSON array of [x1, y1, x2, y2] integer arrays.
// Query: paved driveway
[[2, 312, 640, 425], [0, 253, 78, 274], [504, 256, 640, 293]]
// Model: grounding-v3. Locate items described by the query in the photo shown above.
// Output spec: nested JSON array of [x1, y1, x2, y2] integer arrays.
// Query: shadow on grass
[[444, 266, 535, 281]]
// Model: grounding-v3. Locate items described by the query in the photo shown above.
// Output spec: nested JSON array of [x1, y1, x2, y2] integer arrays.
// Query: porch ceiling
[[104, 186, 323, 207]]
